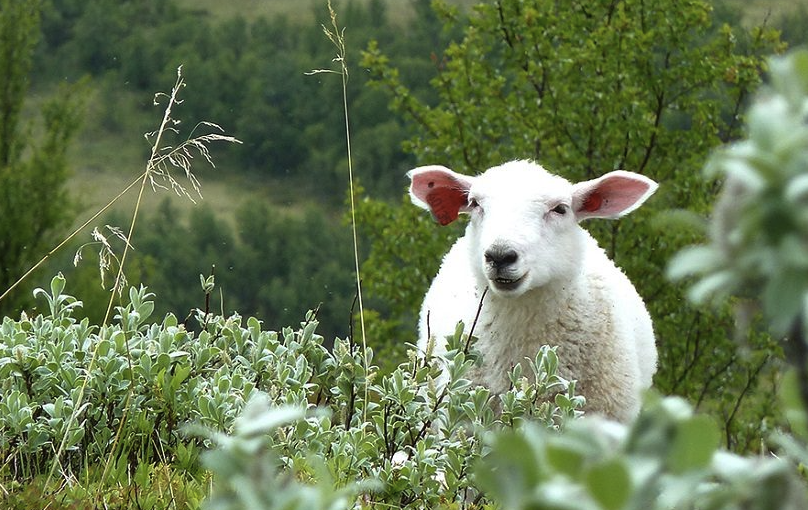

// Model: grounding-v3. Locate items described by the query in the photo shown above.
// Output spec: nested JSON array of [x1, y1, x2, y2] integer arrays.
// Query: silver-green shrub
[[476, 395, 807, 510], [0, 273, 582, 507]]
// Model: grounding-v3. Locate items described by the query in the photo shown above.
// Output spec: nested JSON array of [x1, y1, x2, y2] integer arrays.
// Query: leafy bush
[[0, 273, 582, 507], [670, 48, 808, 336], [668, 46, 808, 485], [475, 395, 807, 510]]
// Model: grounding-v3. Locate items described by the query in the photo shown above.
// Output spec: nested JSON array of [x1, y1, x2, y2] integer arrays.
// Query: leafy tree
[[32, 0, 453, 200], [78, 198, 357, 342], [0, 0, 83, 314], [231, 198, 357, 341], [360, 0, 784, 450]]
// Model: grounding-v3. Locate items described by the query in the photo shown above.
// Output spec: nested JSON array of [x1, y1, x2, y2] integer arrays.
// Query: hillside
[[17, 0, 808, 338], [65, 0, 805, 223], [174, 0, 479, 24], [723, 0, 808, 25]]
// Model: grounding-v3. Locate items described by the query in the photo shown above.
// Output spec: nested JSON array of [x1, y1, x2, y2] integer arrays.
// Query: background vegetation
[[14, 0, 465, 341], [359, 0, 787, 452], [6, 0, 808, 507]]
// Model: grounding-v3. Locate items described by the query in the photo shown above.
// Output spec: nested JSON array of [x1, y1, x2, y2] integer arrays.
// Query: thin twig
[[464, 287, 488, 355]]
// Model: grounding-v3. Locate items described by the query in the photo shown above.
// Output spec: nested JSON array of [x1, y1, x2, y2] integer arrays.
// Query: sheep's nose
[[485, 247, 518, 269]]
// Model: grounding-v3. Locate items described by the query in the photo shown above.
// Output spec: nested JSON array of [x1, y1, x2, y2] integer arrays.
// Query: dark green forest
[[6, 0, 462, 342], [5, 0, 808, 451]]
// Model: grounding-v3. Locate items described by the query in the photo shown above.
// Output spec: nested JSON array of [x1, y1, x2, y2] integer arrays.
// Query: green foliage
[[0, 0, 40, 166], [0, 0, 83, 314], [0, 464, 207, 510], [475, 395, 807, 510], [668, 48, 808, 482], [81, 197, 359, 342], [1, 274, 582, 507], [193, 329, 583, 508], [194, 401, 366, 510], [31, 0, 448, 201], [360, 0, 786, 451], [670, 49, 808, 335], [3, 272, 806, 508]]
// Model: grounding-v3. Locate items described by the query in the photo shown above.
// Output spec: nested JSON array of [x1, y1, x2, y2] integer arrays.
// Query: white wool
[[410, 160, 658, 422]]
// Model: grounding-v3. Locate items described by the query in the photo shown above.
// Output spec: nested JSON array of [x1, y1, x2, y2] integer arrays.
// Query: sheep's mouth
[[490, 274, 526, 292]]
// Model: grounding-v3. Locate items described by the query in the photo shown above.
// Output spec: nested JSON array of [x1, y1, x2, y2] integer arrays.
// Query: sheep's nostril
[[485, 248, 518, 269]]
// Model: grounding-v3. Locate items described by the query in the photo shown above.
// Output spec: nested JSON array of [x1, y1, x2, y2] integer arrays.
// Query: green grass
[[175, 0, 351, 23], [67, 165, 286, 225]]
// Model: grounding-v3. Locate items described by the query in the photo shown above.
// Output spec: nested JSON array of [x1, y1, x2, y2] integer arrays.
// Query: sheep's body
[[419, 232, 655, 421], [410, 160, 657, 422]]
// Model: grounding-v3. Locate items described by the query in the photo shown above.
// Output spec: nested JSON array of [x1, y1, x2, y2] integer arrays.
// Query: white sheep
[[409, 160, 658, 422]]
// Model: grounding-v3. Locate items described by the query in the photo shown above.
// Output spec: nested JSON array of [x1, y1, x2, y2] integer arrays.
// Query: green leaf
[[747, 95, 790, 151], [785, 173, 808, 204], [545, 439, 585, 478], [686, 270, 737, 304], [668, 415, 720, 473], [234, 400, 306, 437], [474, 427, 547, 507], [49, 273, 67, 300], [585, 457, 631, 510], [720, 156, 766, 193], [762, 271, 807, 336], [666, 246, 722, 281]]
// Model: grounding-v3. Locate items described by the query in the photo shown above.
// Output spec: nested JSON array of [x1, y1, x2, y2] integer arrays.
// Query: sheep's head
[[408, 160, 658, 297]]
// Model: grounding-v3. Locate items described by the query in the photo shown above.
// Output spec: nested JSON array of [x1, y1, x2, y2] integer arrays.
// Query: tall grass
[[2, 0, 362, 504], [0, 65, 240, 494], [307, 0, 370, 421]]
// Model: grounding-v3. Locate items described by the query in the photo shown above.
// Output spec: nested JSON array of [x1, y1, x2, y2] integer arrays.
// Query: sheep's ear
[[572, 170, 658, 221], [408, 165, 474, 226]]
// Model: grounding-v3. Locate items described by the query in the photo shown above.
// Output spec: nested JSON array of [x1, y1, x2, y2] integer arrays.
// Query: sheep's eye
[[551, 203, 569, 215], [468, 198, 480, 209]]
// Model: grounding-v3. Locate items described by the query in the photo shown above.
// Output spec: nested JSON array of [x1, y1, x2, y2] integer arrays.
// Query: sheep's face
[[409, 160, 658, 298], [464, 165, 583, 296]]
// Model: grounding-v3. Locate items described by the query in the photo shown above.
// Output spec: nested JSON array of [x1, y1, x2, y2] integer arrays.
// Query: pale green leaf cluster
[[194, 400, 365, 510], [0, 274, 581, 507], [475, 395, 807, 510], [669, 49, 808, 336], [201, 382, 808, 510]]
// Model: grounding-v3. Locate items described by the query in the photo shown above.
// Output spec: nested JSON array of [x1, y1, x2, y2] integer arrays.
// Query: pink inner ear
[[426, 187, 467, 226], [581, 192, 603, 212], [411, 168, 471, 225], [576, 174, 654, 219]]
